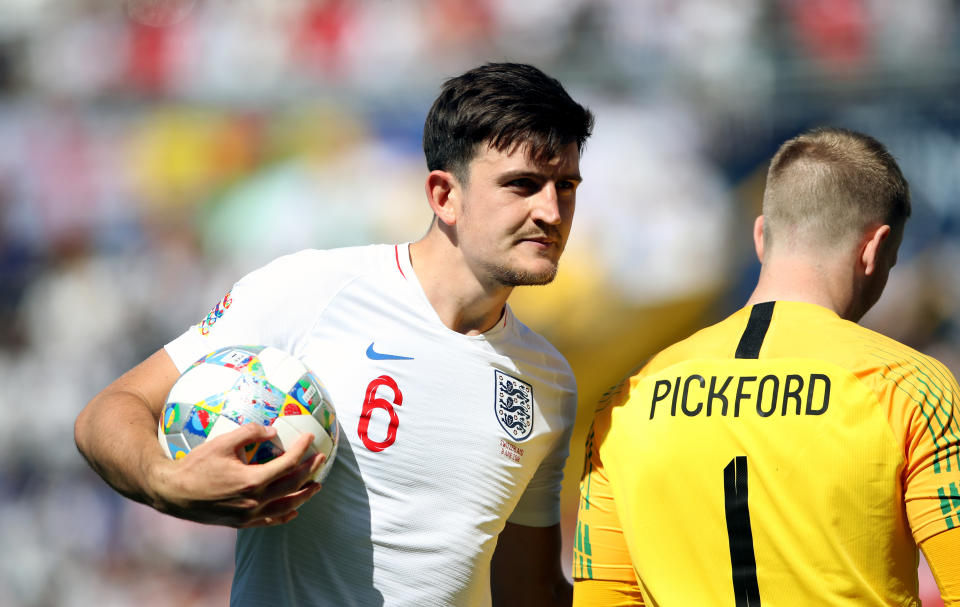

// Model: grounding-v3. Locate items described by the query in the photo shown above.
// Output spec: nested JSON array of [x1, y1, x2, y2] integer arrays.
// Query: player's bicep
[[83, 348, 181, 423], [111, 348, 182, 416], [75, 348, 182, 489]]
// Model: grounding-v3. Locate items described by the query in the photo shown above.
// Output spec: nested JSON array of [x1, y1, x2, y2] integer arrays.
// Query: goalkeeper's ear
[[753, 215, 765, 262]]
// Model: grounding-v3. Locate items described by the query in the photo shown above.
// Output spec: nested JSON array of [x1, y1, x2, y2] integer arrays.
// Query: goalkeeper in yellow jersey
[[573, 127, 960, 606]]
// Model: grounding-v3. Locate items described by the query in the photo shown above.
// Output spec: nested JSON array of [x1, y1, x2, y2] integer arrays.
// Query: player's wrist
[[141, 449, 182, 514]]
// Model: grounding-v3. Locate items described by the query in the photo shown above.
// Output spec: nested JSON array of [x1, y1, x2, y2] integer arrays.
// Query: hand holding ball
[[158, 346, 339, 483]]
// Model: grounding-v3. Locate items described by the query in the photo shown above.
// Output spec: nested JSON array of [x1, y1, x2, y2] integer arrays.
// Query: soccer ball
[[158, 345, 339, 483]]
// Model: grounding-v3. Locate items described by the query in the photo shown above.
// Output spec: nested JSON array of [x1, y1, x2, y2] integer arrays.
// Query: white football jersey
[[165, 243, 577, 607]]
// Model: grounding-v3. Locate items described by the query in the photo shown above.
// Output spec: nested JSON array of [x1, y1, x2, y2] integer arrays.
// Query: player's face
[[456, 142, 582, 287]]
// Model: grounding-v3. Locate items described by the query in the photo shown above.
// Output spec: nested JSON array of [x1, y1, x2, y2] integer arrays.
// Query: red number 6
[[358, 375, 403, 452]]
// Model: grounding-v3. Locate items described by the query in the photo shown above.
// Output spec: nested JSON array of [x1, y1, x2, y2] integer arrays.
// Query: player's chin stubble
[[487, 261, 560, 287]]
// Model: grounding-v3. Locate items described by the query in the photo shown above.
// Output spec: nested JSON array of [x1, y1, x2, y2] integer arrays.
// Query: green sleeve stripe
[[878, 357, 950, 473], [938, 484, 960, 530], [904, 372, 960, 471], [581, 424, 597, 510], [573, 520, 594, 578], [867, 344, 960, 469], [875, 353, 960, 473]]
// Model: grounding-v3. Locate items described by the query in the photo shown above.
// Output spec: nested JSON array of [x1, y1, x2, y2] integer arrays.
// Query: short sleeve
[[898, 356, 960, 544], [164, 250, 340, 373], [508, 388, 576, 527], [573, 379, 639, 584]]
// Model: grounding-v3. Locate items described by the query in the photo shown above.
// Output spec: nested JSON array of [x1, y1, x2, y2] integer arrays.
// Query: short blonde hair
[[762, 127, 910, 250]]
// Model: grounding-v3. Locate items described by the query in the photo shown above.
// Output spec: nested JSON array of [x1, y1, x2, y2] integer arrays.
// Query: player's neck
[[408, 235, 512, 336], [746, 256, 856, 319]]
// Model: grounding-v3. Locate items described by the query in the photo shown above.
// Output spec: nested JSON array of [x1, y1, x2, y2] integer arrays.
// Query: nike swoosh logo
[[366, 342, 414, 361]]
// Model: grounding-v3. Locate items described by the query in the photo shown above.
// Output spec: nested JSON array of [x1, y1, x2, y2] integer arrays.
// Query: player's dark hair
[[763, 127, 911, 248], [423, 62, 594, 183]]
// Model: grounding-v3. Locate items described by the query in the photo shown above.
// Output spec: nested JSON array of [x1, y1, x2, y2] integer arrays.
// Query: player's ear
[[860, 224, 891, 276], [425, 170, 460, 227], [753, 215, 765, 262]]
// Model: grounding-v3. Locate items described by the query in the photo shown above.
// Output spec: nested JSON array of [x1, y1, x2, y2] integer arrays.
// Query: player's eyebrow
[[499, 169, 583, 184]]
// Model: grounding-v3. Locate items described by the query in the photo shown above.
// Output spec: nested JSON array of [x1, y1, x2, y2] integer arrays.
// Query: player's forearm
[[75, 389, 172, 509]]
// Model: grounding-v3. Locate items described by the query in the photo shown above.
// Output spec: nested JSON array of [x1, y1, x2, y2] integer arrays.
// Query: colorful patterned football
[[158, 345, 339, 483]]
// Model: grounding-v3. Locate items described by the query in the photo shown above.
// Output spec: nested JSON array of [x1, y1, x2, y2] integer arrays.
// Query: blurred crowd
[[0, 1, 958, 605]]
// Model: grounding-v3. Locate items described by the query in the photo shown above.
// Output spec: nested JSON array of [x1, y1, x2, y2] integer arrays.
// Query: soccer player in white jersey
[[75, 62, 594, 606]]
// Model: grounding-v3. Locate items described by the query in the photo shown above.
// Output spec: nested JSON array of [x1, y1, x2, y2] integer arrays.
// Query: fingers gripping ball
[[158, 346, 339, 483]]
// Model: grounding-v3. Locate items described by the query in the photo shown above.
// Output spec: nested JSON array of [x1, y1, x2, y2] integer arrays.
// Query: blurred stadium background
[[0, 1, 957, 605]]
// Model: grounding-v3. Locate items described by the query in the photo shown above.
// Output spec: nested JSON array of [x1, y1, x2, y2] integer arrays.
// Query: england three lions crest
[[494, 370, 534, 441]]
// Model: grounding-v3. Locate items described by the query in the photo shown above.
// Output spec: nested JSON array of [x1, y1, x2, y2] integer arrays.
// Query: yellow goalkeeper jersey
[[574, 300, 960, 606]]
